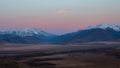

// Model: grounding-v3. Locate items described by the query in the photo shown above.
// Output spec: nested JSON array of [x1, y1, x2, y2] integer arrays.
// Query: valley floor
[[0, 42, 120, 68]]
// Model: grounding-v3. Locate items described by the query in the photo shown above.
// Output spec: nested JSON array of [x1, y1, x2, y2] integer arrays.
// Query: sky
[[0, 0, 120, 34]]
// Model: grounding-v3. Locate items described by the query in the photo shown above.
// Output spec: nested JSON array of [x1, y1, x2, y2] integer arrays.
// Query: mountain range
[[0, 28, 57, 44], [0, 24, 120, 44]]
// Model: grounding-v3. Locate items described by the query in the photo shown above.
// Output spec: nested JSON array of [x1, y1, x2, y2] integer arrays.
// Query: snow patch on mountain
[[86, 24, 120, 31], [0, 28, 54, 37]]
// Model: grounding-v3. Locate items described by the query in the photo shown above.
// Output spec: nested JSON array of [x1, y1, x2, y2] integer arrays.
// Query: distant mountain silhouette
[[55, 24, 120, 44], [0, 28, 57, 44], [0, 24, 120, 44], [56, 28, 120, 44]]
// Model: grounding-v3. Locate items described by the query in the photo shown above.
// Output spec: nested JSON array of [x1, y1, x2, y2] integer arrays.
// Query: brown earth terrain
[[0, 42, 120, 68]]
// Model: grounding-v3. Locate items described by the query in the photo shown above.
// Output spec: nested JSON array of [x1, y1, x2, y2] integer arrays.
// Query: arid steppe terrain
[[0, 42, 120, 68]]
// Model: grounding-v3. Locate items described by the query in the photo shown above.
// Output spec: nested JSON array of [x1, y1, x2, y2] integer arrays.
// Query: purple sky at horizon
[[0, 0, 120, 34]]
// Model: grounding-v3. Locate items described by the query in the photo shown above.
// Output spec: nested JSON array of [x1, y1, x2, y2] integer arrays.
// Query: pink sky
[[0, 0, 120, 34]]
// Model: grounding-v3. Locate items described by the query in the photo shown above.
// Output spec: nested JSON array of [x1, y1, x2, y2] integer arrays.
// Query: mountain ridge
[[55, 24, 120, 44], [0, 24, 120, 44], [86, 24, 120, 31], [0, 28, 56, 37]]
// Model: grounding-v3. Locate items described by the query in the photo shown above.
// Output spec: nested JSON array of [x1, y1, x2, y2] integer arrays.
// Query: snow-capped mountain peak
[[0, 28, 54, 37], [86, 24, 120, 31]]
